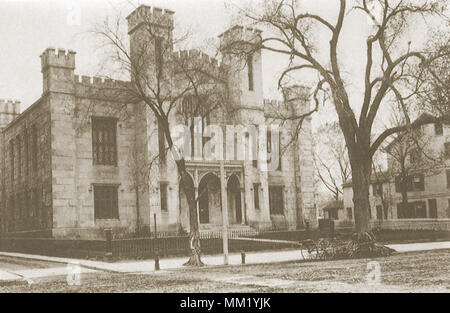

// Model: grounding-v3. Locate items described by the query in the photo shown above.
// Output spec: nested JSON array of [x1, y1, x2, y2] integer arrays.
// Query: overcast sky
[[0, 0, 442, 130]]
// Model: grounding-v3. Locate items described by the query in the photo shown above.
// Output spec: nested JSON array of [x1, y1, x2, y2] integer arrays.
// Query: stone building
[[342, 117, 450, 230], [0, 5, 316, 239]]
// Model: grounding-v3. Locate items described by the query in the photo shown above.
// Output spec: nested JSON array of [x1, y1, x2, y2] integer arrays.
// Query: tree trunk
[[177, 161, 204, 267], [350, 158, 372, 233]]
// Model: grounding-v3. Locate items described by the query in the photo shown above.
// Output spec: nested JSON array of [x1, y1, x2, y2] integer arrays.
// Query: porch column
[[195, 187, 200, 226], [240, 187, 246, 225]]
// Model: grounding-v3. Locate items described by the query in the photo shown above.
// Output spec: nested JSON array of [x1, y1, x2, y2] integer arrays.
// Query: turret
[[0, 99, 20, 128], [40, 47, 76, 94], [219, 26, 263, 108], [127, 5, 174, 84]]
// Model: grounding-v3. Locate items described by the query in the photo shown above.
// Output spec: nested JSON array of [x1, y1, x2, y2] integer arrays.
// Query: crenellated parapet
[[74, 74, 132, 100], [172, 49, 226, 80], [0, 99, 20, 128], [219, 25, 262, 47], [40, 47, 76, 72], [127, 5, 174, 34]]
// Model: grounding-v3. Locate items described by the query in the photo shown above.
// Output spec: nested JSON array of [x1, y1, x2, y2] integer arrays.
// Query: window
[[247, 54, 254, 91], [267, 130, 281, 171], [447, 169, 450, 189], [158, 121, 166, 166], [346, 207, 353, 220], [448, 199, 450, 218], [397, 201, 426, 218], [94, 185, 119, 219], [24, 128, 29, 177], [445, 142, 450, 159], [160, 182, 168, 212], [155, 37, 163, 75], [9, 140, 14, 183], [16, 135, 21, 179], [268, 186, 284, 215], [368, 206, 372, 220], [253, 183, 260, 210], [376, 205, 383, 220], [383, 203, 389, 220], [396, 174, 424, 192], [92, 117, 117, 166], [428, 199, 437, 218], [373, 183, 383, 196], [412, 174, 424, 191], [415, 201, 426, 218], [31, 126, 38, 171], [434, 122, 443, 135]]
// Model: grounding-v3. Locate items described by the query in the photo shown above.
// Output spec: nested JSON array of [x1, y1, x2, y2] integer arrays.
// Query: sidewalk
[[1, 241, 449, 275]]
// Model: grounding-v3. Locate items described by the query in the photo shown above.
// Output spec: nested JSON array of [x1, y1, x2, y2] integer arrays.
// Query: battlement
[[74, 75, 130, 88], [41, 47, 76, 72], [127, 5, 174, 34], [219, 25, 262, 49], [0, 99, 20, 128], [0, 99, 20, 114], [173, 49, 225, 79], [263, 99, 284, 108]]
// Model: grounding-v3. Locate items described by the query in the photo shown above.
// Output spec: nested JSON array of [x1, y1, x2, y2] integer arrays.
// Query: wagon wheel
[[317, 239, 334, 260], [299, 240, 318, 260]]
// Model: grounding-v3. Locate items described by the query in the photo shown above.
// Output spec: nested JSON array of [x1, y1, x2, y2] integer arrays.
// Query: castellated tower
[[219, 26, 264, 115], [40, 48, 76, 94], [127, 5, 174, 87], [0, 100, 20, 129], [284, 85, 317, 228]]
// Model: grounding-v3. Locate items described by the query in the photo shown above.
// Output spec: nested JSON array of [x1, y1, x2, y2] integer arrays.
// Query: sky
[[0, 0, 442, 128]]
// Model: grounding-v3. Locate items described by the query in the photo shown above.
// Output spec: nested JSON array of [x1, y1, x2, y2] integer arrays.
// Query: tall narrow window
[[447, 169, 450, 189], [247, 54, 254, 91], [253, 183, 260, 210], [428, 199, 437, 218], [9, 140, 14, 184], [92, 117, 117, 166], [16, 135, 21, 179], [93, 185, 119, 219], [31, 126, 38, 171], [155, 37, 163, 75], [24, 128, 29, 177], [158, 121, 166, 166], [160, 182, 168, 212], [267, 130, 281, 171], [268, 186, 284, 215], [376, 205, 383, 220], [347, 207, 353, 220]]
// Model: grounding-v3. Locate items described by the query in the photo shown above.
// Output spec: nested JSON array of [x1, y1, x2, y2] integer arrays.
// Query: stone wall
[[0, 97, 53, 236]]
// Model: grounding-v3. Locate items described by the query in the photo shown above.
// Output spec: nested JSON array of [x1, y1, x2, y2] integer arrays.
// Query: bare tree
[[92, 5, 230, 266], [224, 0, 449, 232], [313, 122, 351, 201]]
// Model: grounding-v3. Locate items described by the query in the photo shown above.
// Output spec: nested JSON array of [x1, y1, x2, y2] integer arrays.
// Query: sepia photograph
[[0, 0, 448, 301]]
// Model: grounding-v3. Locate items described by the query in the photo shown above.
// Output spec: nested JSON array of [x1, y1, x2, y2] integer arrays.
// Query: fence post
[[241, 250, 246, 264], [105, 228, 112, 257], [153, 213, 160, 271]]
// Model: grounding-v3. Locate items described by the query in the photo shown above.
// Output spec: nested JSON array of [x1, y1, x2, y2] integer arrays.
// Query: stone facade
[[0, 5, 316, 239]]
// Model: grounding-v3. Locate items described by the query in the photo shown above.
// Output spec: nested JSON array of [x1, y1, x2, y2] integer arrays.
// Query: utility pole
[[220, 160, 229, 265]]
